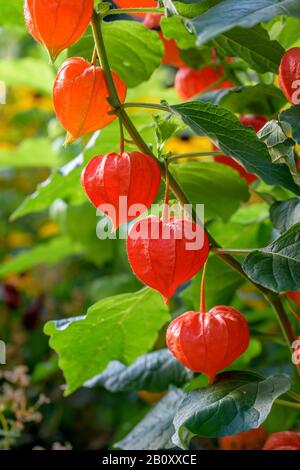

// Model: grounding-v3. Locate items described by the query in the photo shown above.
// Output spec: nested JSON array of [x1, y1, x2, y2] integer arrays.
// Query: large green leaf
[[190, 0, 300, 45], [0, 58, 55, 94], [69, 21, 163, 88], [116, 387, 186, 450], [200, 84, 285, 115], [211, 25, 284, 74], [85, 349, 193, 392], [171, 101, 300, 195], [0, 236, 81, 277], [270, 198, 300, 233], [243, 223, 300, 292], [172, 371, 290, 449], [170, 161, 249, 221], [44, 288, 170, 395], [0, 138, 60, 168]]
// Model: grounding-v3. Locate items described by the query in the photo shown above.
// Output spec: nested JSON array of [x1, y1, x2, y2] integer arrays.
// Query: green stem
[[213, 248, 256, 256], [119, 118, 125, 154], [0, 412, 9, 432], [275, 399, 300, 410], [287, 391, 300, 403], [90, 10, 297, 362], [104, 7, 164, 16], [200, 262, 208, 314], [123, 102, 170, 112], [91, 12, 120, 108], [266, 293, 296, 347]]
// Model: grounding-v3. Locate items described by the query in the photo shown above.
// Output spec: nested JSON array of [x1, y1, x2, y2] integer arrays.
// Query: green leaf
[[190, 0, 300, 45], [63, 203, 114, 266], [85, 349, 193, 392], [243, 223, 300, 292], [209, 217, 272, 250], [0, 138, 60, 168], [200, 84, 285, 115], [280, 105, 300, 144], [272, 17, 300, 49], [0, 58, 55, 94], [0, 0, 25, 26], [228, 339, 262, 370], [174, 0, 223, 18], [161, 16, 196, 49], [170, 161, 249, 221], [172, 371, 290, 449], [171, 101, 300, 196], [11, 124, 121, 220], [44, 288, 170, 395], [161, 1, 224, 48], [270, 198, 300, 233], [211, 25, 284, 74], [0, 236, 81, 277], [116, 387, 186, 450], [69, 21, 163, 88], [11, 155, 83, 221]]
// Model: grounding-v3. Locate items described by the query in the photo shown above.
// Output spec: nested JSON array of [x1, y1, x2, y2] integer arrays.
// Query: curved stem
[[91, 12, 120, 108], [123, 102, 170, 112], [275, 399, 300, 410], [200, 262, 208, 314], [104, 7, 164, 16], [287, 391, 300, 403], [119, 118, 125, 153], [266, 293, 296, 346], [162, 161, 170, 223], [90, 10, 297, 363], [213, 248, 256, 256]]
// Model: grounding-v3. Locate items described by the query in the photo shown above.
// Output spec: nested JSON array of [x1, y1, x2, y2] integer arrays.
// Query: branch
[[90, 11, 297, 358]]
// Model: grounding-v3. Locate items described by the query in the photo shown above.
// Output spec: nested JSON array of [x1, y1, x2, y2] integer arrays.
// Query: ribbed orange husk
[[24, 0, 94, 61], [81, 152, 161, 230], [263, 431, 300, 450], [166, 307, 250, 381], [279, 48, 300, 104], [115, 0, 157, 17], [127, 216, 210, 302], [53, 58, 127, 141]]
